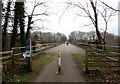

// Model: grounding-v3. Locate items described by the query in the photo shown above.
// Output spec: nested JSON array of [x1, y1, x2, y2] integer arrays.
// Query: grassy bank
[[72, 53, 86, 72], [72, 53, 94, 82], [2, 53, 55, 82], [19, 53, 55, 82]]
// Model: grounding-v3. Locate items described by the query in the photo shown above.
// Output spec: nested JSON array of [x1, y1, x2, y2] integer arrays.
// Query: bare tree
[[69, 30, 97, 44], [31, 31, 67, 43], [26, 0, 49, 39], [66, 0, 104, 45], [98, 6, 117, 46]]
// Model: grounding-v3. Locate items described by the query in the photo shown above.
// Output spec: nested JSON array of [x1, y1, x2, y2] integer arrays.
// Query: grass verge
[[19, 53, 55, 82], [2, 53, 55, 83], [72, 53, 86, 72], [72, 53, 95, 82]]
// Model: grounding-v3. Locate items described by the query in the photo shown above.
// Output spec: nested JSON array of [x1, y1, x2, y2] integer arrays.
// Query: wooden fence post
[[118, 36, 120, 66], [26, 57, 32, 72], [85, 50, 89, 74], [11, 50, 14, 66]]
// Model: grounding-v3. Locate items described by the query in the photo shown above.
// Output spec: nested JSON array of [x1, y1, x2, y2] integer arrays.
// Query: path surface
[[36, 44, 85, 82]]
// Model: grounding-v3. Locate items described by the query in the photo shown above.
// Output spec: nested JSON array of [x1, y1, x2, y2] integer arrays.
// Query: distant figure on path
[[65, 42, 69, 45]]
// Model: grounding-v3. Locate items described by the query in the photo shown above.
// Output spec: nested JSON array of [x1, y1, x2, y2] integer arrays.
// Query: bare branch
[[66, 1, 95, 25], [99, 0, 120, 12], [33, 19, 44, 22], [76, 13, 89, 17], [33, 10, 50, 16], [81, 23, 93, 28], [26, 0, 49, 39], [59, 3, 71, 23]]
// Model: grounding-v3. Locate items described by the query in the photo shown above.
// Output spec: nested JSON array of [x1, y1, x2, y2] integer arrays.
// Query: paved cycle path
[[36, 44, 85, 82]]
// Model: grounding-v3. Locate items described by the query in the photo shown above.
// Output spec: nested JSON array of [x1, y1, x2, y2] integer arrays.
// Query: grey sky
[[25, 0, 119, 37]]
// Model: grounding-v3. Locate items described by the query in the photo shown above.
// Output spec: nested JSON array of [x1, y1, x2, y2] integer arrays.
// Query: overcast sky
[[25, 0, 119, 37]]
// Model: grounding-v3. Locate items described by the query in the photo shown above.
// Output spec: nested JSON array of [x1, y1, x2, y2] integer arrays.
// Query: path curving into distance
[[35, 44, 85, 82]]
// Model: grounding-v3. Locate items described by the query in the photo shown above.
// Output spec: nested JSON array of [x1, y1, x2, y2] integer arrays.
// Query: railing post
[[91, 45, 93, 54], [29, 38, 32, 72], [12, 49, 14, 66], [85, 50, 89, 74], [118, 46, 120, 66]]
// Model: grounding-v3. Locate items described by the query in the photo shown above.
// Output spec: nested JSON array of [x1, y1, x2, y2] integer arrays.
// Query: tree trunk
[[26, 16, 32, 39], [10, 2, 19, 49], [10, 17, 18, 48], [0, 1, 2, 53], [19, 2, 25, 52], [20, 18, 25, 51], [11, 2, 26, 49], [90, 0, 103, 46], [103, 23, 107, 50], [2, 2, 11, 50]]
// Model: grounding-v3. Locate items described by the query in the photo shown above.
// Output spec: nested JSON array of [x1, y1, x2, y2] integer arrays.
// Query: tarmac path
[[35, 44, 85, 82]]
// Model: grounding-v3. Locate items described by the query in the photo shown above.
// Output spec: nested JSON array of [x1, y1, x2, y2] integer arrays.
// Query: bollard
[[58, 50, 61, 74]]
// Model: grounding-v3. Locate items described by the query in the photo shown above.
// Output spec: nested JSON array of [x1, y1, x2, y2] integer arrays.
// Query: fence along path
[[86, 44, 120, 73], [77, 43, 120, 73], [0, 43, 58, 65], [0, 50, 13, 65]]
